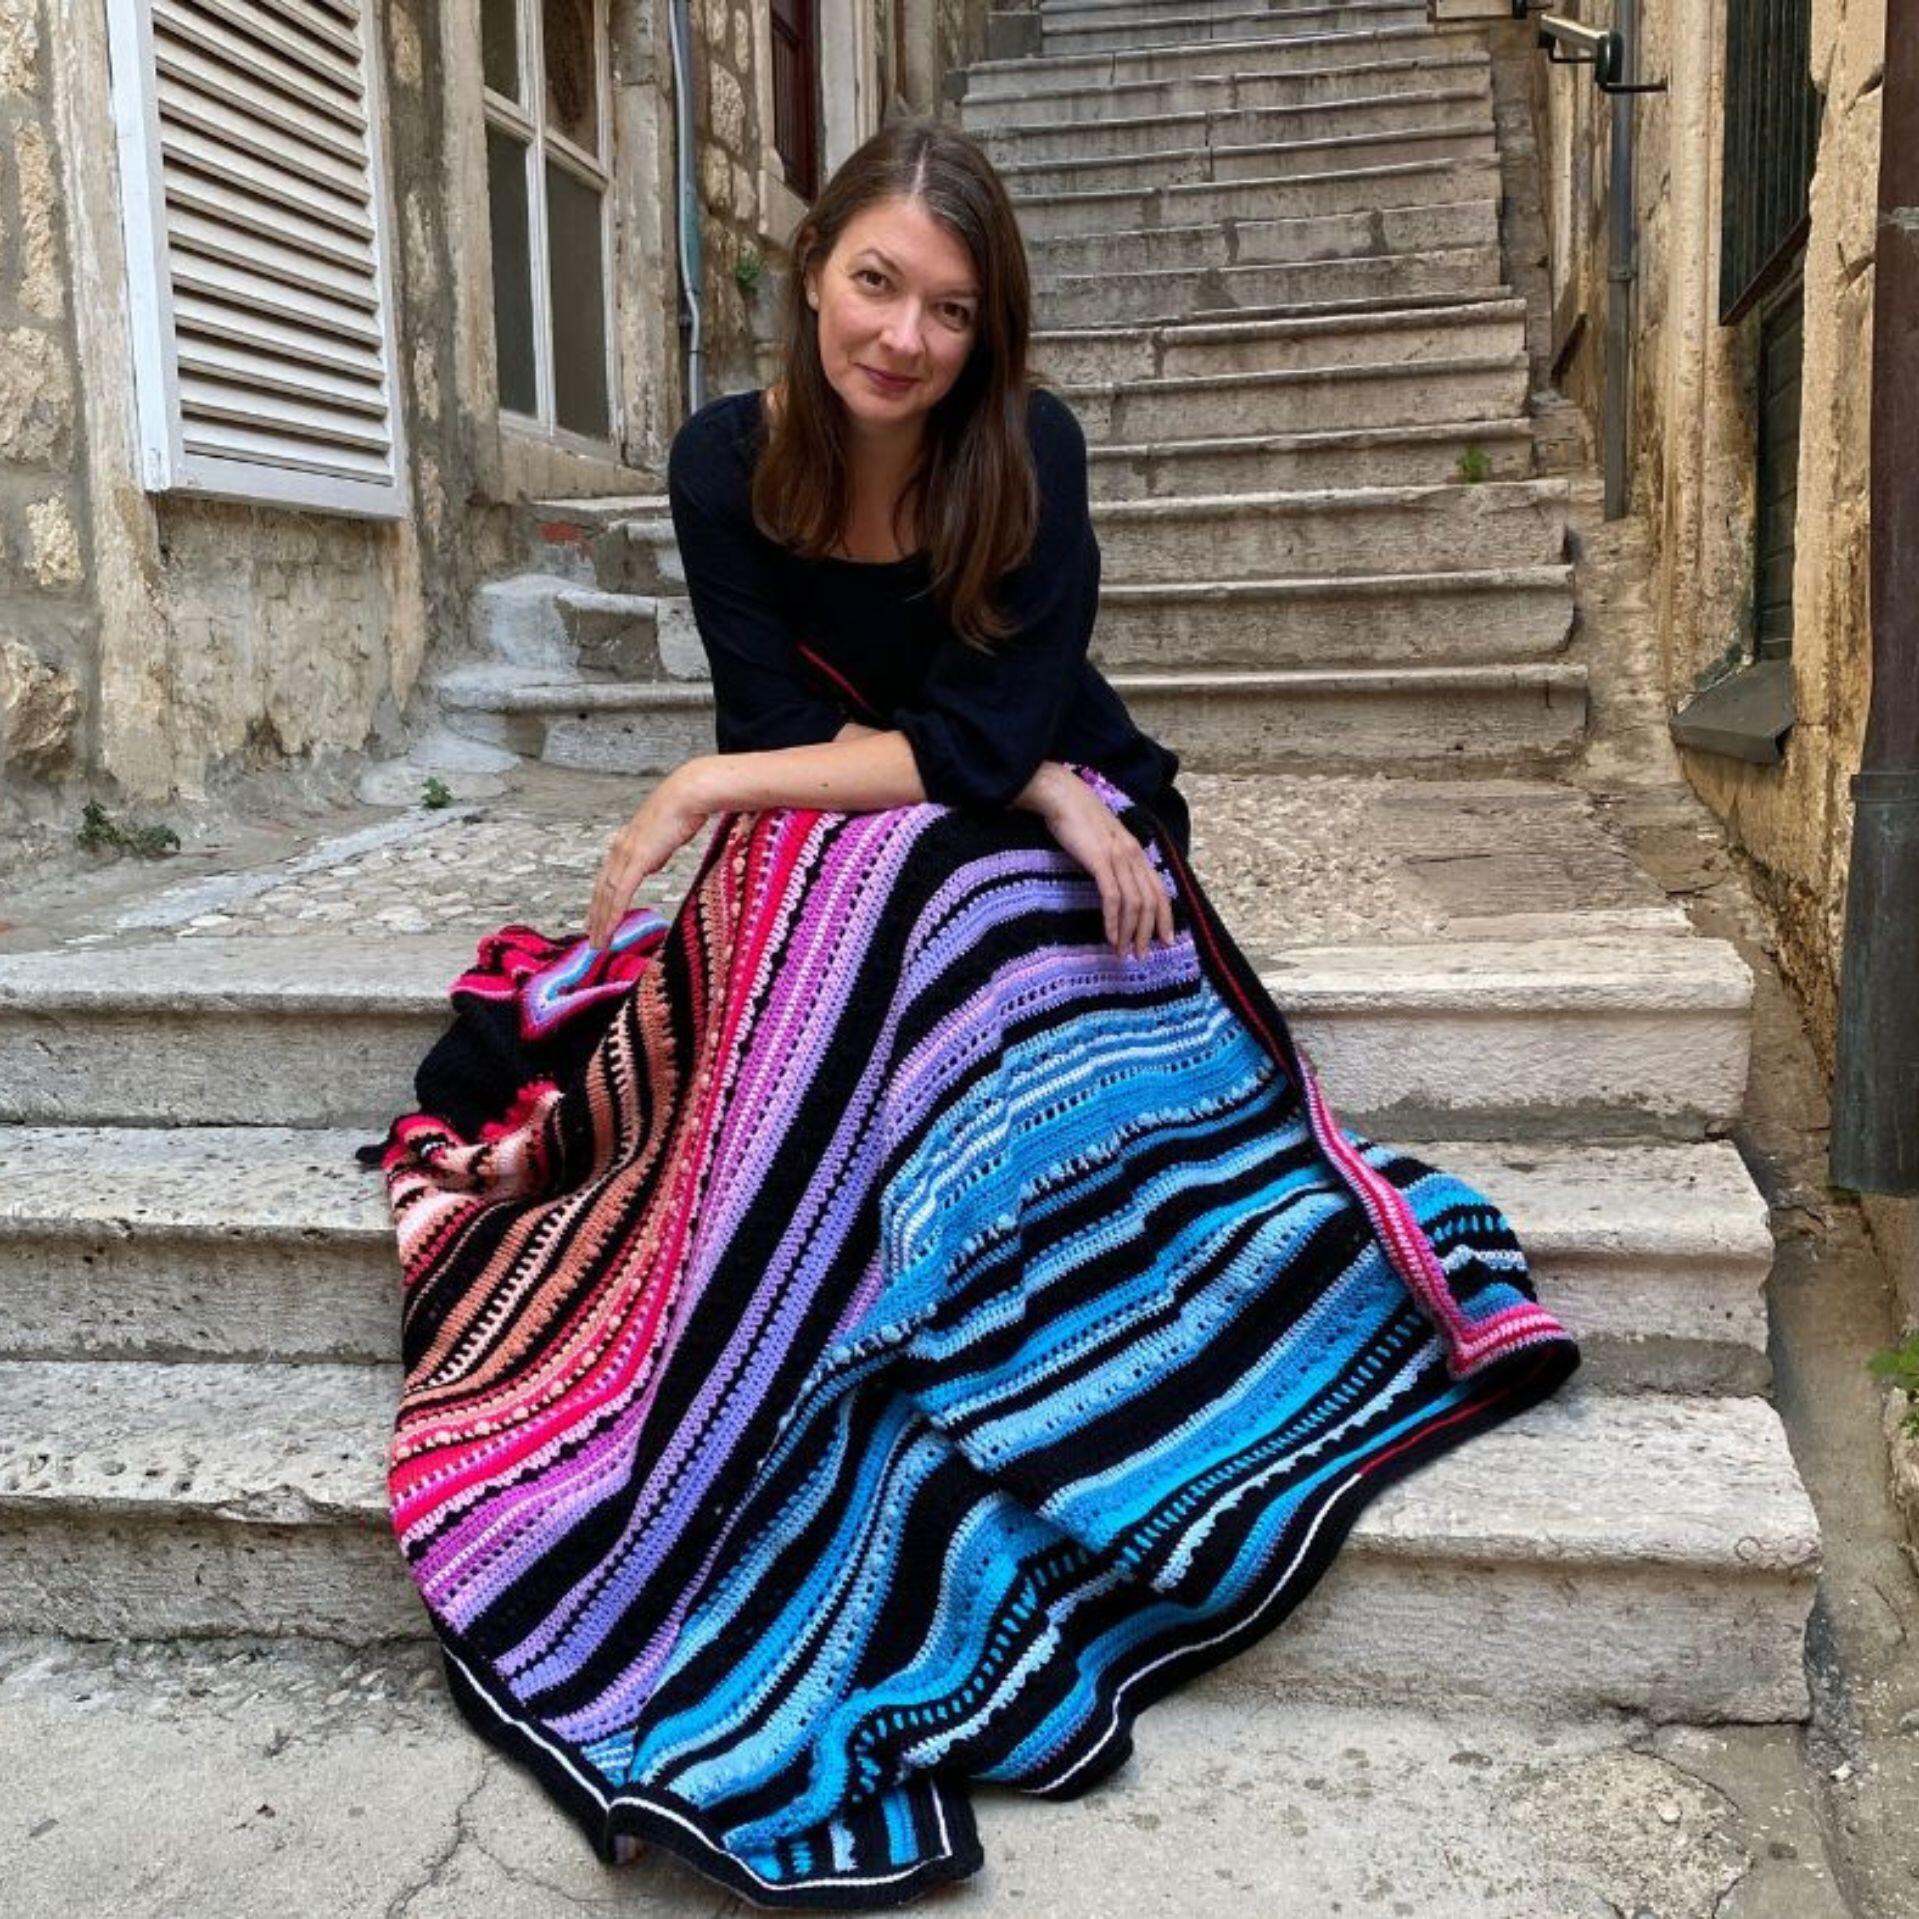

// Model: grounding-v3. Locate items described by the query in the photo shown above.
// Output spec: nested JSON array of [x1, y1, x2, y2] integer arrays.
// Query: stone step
[[1064, 351, 1529, 439], [0, 1129, 1773, 1394], [1032, 295, 1528, 380], [1095, 477, 1571, 580], [0, 1360, 1817, 1718], [1040, 1, 1432, 59], [1093, 562, 1573, 665], [448, 659, 1586, 782], [0, 927, 1745, 1134], [1018, 165, 1502, 247], [585, 518, 1571, 660], [606, 473, 1565, 583], [1035, 242, 1504, 326], [1090, 416, 1535, 493], [979, 94, 1494, 180], [471, 574, 573, 672], [957, 46, 1491, 129], [604, 474, 1569, 587], [1037, 0, 1419, 19], [962, 24, 1459, 100], [1036, 0, 1412, 21]]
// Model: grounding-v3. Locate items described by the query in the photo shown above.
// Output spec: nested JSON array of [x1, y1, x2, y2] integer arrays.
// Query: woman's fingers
[[588, 832, 651, 947]]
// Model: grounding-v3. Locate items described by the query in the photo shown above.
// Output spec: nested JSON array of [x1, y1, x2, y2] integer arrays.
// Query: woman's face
[[803, 196, 981, 437]]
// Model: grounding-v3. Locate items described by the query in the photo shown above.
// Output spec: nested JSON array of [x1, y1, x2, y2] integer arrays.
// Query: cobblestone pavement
[[0, 762, 1670, 959]]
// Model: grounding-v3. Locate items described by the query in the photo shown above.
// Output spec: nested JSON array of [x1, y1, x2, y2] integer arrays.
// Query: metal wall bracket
[[1512, 4, 1670, 94]]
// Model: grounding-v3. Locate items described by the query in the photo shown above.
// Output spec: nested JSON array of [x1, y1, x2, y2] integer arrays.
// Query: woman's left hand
[[585, 768, 719, 948]]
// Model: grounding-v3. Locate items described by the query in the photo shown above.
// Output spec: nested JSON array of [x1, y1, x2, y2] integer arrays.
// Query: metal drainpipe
[[1603, 0, 1638, 519], [667, 0, 704, 413], [1830, 18, 1919, 1196]]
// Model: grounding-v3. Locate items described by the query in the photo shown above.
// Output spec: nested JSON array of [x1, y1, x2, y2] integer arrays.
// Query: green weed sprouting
[[1868, 1331, 1919, 1438], [421, 776, 454, 809], [76, 799, 180, 859], [1456, 444, 1492, 484]]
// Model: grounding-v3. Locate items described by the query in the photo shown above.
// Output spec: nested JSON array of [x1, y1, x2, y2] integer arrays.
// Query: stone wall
[[2, 0, 698, 832], [0, 0, 90, 850], [1529, 0, 1883, 1076]]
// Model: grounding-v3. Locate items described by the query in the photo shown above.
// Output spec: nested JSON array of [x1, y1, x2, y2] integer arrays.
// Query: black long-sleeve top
[[664, 384, 1190, 855]]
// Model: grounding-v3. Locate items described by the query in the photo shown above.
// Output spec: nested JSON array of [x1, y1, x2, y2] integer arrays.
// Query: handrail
[[1512, 4, 1668, 96]]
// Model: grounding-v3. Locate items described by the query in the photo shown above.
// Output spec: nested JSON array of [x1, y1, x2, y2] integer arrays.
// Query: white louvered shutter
[[106, 0, 407, 518]]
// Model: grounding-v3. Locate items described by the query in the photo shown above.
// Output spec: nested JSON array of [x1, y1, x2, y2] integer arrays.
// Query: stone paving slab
[[0, 1632, 1857, 1918]]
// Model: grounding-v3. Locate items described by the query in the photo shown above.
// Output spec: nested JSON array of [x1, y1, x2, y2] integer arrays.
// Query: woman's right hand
[[1036, 772, 1176, 961]]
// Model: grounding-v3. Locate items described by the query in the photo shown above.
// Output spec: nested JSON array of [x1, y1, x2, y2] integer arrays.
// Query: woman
[[364, 119, 1580, 1909]]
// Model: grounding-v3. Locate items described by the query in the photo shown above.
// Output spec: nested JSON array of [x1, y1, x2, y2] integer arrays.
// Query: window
[[1718, 0, 1821, 325], [481, 0, 614, 443], [770, 0, 820, 199], [105, 0, 407, 518]]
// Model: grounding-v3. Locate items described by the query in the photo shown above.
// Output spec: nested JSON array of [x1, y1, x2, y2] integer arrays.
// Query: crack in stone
[[1617, 1733, 1757, 1916], [384, 1758, 490, 1919]]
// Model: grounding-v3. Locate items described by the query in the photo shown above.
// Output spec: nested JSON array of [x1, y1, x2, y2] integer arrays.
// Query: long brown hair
[[749, 118, 1052, 654]]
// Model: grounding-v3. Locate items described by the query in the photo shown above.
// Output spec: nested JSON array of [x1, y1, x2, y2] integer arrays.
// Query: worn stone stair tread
[[1038, 235, 1502, 287], [1099, 559, 1568, 601], [1009, 150, 1500, 207], [991, 111, 1493, 179], [0, 1125, 1760, 1268], [0, 1360, 1817, 1579], [1242, 928, 1751, 1013], [435, 661, 1585, 716], [1034, 291, 1527, 347], [1042, 0, 1426, 28], [0, 924, 1741, 1017], [1086, 414, 1536, 465], [973, 79, 1494, 147], [1038, 0, 1415, 19], [433, 659, 588, 703], [1092, 471, 1570, 513], [0, 924, 1744, 1139], [960, 46, 1490, 113], [553, 585, 660, 624], [1065, 347, 1527, 391], [966, 23, 1449, 89]]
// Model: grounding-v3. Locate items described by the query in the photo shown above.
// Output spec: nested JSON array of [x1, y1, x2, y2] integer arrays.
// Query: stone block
[[0, 634, 79, 777], [0, 327, 70, 464]]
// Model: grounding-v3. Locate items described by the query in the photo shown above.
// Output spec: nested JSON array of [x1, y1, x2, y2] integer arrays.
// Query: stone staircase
[[0, 0, 1820, 1740]]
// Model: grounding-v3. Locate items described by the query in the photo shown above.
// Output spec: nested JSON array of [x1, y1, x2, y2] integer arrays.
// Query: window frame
[[481, 0, 619, 452]]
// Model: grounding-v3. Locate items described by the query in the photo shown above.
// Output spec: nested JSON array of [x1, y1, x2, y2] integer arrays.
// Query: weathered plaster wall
[[1531, 0, 1884, 1072]]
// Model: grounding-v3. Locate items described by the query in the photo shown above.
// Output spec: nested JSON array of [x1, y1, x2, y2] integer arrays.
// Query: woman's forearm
[[677, 729, 1076, 819]]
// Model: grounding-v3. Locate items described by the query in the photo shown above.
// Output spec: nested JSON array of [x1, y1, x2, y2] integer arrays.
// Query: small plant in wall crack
[[1456, 443, 1492, 484], [75, 800, 180, 860], [421, 776, 454, 810], [735, 247, 765, 299], [1868, 1331, 1919, 1438]]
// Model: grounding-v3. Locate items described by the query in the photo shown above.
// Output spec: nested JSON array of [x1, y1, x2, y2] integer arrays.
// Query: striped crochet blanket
[[362, 763, 1580, 1908]]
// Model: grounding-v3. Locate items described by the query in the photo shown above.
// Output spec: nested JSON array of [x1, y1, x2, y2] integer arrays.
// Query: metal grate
[[1718, 0, 1823, 324]]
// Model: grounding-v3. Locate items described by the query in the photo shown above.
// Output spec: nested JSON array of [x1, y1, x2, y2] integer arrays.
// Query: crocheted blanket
[[361, 764, 1580, 1909]]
